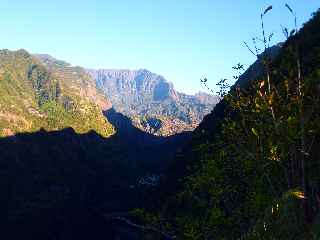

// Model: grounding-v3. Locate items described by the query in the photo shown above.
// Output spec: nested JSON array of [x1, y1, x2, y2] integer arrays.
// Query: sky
[[0, 0, 319, 94]]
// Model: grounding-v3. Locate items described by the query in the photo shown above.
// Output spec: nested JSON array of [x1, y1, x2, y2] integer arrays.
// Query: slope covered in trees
[[0, 49, 114, 137], [137, 8, 320, 240]]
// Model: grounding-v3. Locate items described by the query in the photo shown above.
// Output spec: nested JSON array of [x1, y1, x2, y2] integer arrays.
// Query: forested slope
[[0, 49, 114, 137], [137, 9, 320, 240]]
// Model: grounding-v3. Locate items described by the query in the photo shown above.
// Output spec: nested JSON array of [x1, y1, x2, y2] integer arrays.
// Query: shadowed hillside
[[138, 8, 320, 240], [0, 109, 190, 240]]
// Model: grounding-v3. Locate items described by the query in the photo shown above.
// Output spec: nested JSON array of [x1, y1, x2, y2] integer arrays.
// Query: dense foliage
[[137, 8, 320, 240]]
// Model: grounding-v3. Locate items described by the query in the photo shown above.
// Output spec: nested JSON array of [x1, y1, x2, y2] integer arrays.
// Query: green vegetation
[[0, 49, 114, 137], [136, 8, 320, 240]]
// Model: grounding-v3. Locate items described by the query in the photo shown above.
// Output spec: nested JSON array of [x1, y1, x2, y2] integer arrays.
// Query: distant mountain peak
[[28, 54, 219, 136], [88, 68, 219, 135]]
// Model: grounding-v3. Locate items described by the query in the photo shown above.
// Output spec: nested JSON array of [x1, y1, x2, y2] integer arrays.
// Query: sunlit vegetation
[[0, 49, 114, 137], [136, 7, 320, 240]]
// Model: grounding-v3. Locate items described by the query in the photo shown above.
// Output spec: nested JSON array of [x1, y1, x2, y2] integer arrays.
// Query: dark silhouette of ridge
[[104, 108, 190, 142], [104, 108, 162, 141], [0, 108, 190, 240]]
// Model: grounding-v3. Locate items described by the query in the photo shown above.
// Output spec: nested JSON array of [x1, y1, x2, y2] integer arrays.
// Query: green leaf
[[251, 128, 259, 137]]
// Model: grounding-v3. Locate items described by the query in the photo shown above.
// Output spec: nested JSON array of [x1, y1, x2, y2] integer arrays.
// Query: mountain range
[[0, 49, 193, 239], [0, 7, 319, 240], [88, 69, 219, 135], [27, 54, 219, 136], [0, 52, 217, 137]]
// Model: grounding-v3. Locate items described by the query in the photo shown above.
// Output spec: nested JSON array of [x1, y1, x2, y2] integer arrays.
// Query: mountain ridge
[[29, 54, 218, 136], [0, 49, 114, 137], [88, 68, 219, 135]]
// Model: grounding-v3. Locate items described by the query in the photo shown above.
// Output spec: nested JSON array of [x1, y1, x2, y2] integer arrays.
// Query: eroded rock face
[[35, 54, 113, 111], [28, 54, 219, 136], [88, 69, 219, 135], [131, 115, 195, 136]]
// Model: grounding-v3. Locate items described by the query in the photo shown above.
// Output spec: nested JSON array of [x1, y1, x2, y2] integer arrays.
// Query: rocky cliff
[[88, 69, 219, 135]]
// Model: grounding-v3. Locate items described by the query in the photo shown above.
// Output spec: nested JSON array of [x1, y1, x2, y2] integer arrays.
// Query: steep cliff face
[[88, 69, 219, 135], [35, 54, 113, 111]]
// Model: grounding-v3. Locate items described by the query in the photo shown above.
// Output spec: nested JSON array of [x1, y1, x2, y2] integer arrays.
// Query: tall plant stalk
[[261, 6, 276, 120], [244, 5, 276, 120]]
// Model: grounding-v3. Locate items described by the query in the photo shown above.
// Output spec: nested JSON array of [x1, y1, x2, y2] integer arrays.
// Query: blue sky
[[0, 1, 319, 94]]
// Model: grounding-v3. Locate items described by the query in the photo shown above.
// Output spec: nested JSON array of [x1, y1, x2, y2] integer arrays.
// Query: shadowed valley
[[0, 109, 190, 239]]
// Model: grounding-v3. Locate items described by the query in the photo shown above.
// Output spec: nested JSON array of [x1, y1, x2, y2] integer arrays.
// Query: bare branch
[[243, 41, 256, 57], [263, 5, 273, 15]]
